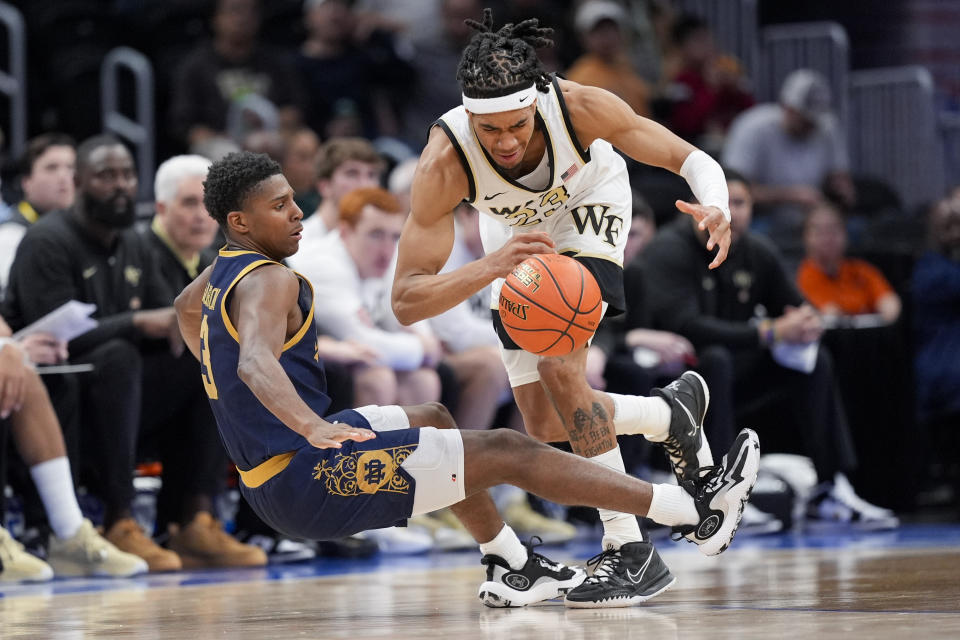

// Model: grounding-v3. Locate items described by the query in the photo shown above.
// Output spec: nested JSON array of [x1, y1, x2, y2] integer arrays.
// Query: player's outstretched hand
[[305, 420, 377, 449], [676, 200, 732, 269], [487, 232, 556, 278]]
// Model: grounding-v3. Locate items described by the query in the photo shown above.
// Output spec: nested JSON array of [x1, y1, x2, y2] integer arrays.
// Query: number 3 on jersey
[[199, 315, 218, 399]]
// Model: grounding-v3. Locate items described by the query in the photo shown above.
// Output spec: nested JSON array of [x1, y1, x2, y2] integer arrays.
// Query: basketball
[[498, 254, 603, 356]]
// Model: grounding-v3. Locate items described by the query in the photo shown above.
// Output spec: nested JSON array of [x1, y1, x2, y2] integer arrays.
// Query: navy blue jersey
[[200, 248, 330, 470]]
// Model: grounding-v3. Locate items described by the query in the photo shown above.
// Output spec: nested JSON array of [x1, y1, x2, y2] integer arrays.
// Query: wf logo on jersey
[[570, 204, 624, 247], [488, 185, 569, 227]]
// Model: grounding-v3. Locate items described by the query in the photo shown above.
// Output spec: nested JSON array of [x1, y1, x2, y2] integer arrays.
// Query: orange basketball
[[498, 254, 603, 356]]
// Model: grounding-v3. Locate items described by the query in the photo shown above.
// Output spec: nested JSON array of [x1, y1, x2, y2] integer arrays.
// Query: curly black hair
[[203, 151, 282, 226], [457, 8, 554, 99]]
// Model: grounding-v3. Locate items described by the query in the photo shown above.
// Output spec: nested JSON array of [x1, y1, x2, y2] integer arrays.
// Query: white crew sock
[[479, 524, 528, 570], [647, 484, 699, 527], [589, 446, 646, 549], [29, 457, 83, 539], [608, 393, 671, 441]]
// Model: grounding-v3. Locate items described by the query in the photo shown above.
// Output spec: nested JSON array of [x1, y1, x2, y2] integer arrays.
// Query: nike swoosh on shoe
[[675, 398, 700, 437], [625, 550, 652, 584]]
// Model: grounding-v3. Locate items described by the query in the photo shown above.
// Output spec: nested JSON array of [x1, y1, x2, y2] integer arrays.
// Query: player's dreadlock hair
[[457, 8, 554, 99], [203, 151, 281, 226]]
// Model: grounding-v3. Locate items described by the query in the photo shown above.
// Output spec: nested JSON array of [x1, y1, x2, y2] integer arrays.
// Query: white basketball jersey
[[435, 76, 628, 230]]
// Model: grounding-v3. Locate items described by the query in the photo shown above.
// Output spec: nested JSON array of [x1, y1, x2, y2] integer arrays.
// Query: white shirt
[[428, 234, 499, 352], [288, 230, 426, 371], [0, 222, 27, 296]]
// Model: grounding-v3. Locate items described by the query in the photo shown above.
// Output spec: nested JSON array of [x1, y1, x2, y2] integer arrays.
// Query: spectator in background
[[665, 15, 753, 152], [641, 169, 897, 529], [0, 134, 76, 295], [297, 0, 413, 140], [305, 137, 385, 234], [614, 193, 696, 392], [282, 128, 322, 216], [145, 155, 220, 289], [913, 195, 960, 428], [403, 0, 483, 148], [387, 156, 419, 213], [355, 0, 443, 48], [2, 136, 266, 571], [723, 69, 854, 260], [798, 201, 915, 511], [294, 187, 442, 407], [0, 134, 78, 547], [797, 202, 901, 324], [295, 139, 394, 422], [170, 0, 303, 154], [0, 315, 147, 582], [566, 1, 651, 118]]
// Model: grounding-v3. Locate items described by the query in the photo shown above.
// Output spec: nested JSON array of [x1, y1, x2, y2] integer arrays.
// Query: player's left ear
[[226, 210, 249, 235]]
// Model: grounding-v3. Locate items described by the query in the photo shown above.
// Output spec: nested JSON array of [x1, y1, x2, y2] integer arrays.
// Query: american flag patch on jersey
[[561, 164, 579, 182]]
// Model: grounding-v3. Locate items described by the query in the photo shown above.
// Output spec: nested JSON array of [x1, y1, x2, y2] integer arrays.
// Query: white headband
[[462, 85, 538, 114]]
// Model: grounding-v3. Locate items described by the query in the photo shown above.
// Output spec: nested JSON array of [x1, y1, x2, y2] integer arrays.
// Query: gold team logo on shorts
[[312, 446, 416, 497]]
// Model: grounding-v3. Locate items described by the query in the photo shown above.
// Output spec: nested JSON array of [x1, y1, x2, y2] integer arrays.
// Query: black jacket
[[140, 225, 216, 298], [639, 217, 803, 350], [2, 209, 174, 355]]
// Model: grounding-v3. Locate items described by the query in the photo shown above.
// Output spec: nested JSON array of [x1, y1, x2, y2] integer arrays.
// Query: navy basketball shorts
[[240, 406, 465, 541]]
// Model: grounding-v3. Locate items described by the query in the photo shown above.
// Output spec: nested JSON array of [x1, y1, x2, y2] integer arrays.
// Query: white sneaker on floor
[[360, 526, 433, 554], [0, 526, 53, 583], [503, 497, 577, 545], [739, 503, 784, 536], [48, 519, 148, 578], [409, 514, 475, 551], [806, 473, 900, 531]]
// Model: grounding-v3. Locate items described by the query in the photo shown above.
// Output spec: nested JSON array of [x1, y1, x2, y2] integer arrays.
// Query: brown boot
[[168, 512, 268, 569], [105, 518, 182, 572]]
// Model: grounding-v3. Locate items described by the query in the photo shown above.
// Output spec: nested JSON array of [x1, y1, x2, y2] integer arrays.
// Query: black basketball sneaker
[[651, 371, 713, 483], [478, 537, 586, 608], [563, 541, 676, 608], [673, 428, 761, 556]]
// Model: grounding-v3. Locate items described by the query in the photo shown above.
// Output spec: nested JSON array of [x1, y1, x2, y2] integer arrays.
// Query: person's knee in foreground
[[176, 151, 761, 609]]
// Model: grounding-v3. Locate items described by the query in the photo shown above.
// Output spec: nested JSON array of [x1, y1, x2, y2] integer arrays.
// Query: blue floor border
[[2, 523, 959, 600]]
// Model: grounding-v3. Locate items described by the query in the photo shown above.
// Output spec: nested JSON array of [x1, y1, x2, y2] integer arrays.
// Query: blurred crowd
[[0, 0, 958, 582]]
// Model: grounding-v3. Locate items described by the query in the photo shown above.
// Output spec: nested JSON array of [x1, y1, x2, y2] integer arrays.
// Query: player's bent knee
[[425, 401, 456, 429], [480, 427, 527, 452], [401, 401, 456, 429], [536, 356, 581, 388]]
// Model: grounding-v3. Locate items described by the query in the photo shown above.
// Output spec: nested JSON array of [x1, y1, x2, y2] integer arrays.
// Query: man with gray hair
[[146, 154, 220, 288], [722, 69, 856, 259]]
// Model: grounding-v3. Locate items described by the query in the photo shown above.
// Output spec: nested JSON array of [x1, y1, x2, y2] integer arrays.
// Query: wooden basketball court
[[2, 525, 959, 638]]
